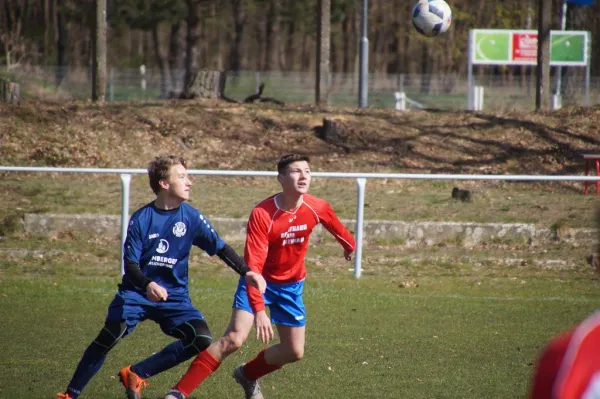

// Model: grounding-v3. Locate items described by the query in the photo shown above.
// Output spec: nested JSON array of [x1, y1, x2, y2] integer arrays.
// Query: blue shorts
[[233, 277, 306, 327], [105, 289, 204, 336]]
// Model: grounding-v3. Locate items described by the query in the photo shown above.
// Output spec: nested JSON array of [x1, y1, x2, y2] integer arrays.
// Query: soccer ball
[[412, 0, 452, 37]]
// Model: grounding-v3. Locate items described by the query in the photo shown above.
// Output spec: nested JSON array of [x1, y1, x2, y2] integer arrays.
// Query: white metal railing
[[2, 165, 600, 278]]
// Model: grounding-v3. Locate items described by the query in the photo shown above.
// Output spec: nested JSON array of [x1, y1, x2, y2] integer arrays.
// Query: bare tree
[[184, 0, 201, 89], [536, 0, 551, 111], [264, 0, 280, 71], [92, 0, 107, 102], [0, 0, 27, 70], [229, 0, 246, 71], [316, 0, 330, 105], [56, 0, 68, 85]]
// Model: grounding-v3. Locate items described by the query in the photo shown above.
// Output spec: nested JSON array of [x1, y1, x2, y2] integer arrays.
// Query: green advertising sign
[[471, 29, 589, 66]]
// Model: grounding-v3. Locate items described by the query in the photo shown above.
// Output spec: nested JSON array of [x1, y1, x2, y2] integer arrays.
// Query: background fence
[[4, 65, 600, 111]]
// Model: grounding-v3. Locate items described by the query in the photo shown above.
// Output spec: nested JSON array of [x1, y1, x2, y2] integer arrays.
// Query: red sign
[[512, 33, 538, 62]]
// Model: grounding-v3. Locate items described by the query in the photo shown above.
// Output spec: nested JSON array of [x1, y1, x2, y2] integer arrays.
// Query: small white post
[[477, 86, 484, 111], [552, 94, 562, 110], [473, 86, 479, 111], [394, 91, 406, 111], [473, 86, 484, 111], [354, 178, 366, 279], [120, 174, 132, 276], [140, 64, 146, 92]]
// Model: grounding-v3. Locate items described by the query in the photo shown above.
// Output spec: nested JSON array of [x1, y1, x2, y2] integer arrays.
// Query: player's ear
[[158, 178, 170, 191], [277, 173, 284, 185]]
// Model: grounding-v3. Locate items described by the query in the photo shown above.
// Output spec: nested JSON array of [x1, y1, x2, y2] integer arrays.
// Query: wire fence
[[4, 65, 600, 111]]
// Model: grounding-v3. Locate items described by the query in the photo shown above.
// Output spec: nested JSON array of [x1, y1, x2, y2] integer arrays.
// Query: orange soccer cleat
[[56, 394, 73, 399], [119, 365, 149, 399]]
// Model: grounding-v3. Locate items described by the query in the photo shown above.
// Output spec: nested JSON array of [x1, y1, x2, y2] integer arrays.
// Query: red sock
[[173, 350, 220, 397], [242, 350, 281, 380]]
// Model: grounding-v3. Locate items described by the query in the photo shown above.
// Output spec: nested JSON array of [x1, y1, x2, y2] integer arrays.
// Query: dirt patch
[[2, 99, 599, 177]]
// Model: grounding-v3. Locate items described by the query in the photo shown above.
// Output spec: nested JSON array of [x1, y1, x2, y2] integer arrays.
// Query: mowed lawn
[[0, 237, 599, 399]]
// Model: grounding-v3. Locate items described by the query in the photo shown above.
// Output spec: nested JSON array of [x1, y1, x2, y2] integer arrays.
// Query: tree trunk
[[152, 24, 170, 98], [168, 22, 181, 96], [341, 9, 350, 74], [535, 0, 551, 111], [264, 0, 280, 71], [92, 0, 106, 103], [282, 0, 296, 71], [0, 78, 21, 104], [184, 0, 200, 90], [229, 0, 246, 71], [181, 70, 226, 100], [56, 0, 67, 85], [44, 0, 52, 62], [315, 0, 331, 105]]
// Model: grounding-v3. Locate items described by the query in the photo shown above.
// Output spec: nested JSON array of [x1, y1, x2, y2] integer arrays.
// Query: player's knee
[[92, 322, 127, 355], [289, 347, 304, 362], [221, 331, 246, 353], [175, 319, 213, 356], [283, 346, 304, 363], [188, 334, 212, 355]]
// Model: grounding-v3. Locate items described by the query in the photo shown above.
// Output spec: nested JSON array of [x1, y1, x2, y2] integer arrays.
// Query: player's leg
[[167, 308, 255, 398], [166, 277, 256, 398], [234, 279, 306, 398], [131, 317, 212, 378], [265, 324, 306, 365], [115, 297, 207, 399], [242, 324, 306, 379], [58, 293, 140, 399]]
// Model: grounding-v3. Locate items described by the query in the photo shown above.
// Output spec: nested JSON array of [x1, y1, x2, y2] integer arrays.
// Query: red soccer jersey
[[531, 311, 600, 399], [244, 193, 355, 312]]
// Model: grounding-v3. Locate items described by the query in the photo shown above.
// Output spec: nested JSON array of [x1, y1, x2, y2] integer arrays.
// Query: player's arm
[[318, 201, 356, 257], [122, 218, 148, 289], [217, 244, 251, 275], [244, 206, 274, 343], [217, 243, 266, 294], [554, 322, 600, 398], [244, 207, 271, 312], [123, 217, 167, 301]]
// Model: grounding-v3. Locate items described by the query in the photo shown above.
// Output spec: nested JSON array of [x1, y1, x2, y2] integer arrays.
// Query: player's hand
[[146, 282, 168, 302], [244, 271, 267, 294], [344, 249, 354, 261], [254, 310, 274, 344]]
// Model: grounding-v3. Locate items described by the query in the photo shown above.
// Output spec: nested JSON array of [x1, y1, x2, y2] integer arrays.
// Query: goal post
[[467, 29, 591, 110]]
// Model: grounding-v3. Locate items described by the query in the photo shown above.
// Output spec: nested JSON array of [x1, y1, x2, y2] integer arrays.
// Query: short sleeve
[[124, 216, 143, 264], [192, 212, 226, 255]]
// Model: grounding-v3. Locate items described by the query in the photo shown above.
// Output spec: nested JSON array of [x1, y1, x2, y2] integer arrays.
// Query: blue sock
[[65, 343, 107, 399], [132, 340, 192, 378]]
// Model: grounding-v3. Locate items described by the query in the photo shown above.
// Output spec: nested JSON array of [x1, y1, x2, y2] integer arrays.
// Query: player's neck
[[154, 194, 183, 211], [277, 192, 303, 211]]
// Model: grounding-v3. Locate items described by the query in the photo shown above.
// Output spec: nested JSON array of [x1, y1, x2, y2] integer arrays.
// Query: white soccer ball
[[412, 0, 452, 37]]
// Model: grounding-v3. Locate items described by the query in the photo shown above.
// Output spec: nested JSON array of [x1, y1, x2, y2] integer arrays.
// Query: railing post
[[120, 174, 132, 275], [354, 178, 366, 279]]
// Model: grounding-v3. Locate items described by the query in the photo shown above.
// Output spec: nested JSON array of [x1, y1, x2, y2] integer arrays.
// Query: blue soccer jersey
[[121, 201, 225, 298]]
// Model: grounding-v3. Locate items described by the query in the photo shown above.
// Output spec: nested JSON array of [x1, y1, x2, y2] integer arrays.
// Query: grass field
[[2, 100, 600, 398], [1, 174, 597, 229], [0, 230, 599, 398]]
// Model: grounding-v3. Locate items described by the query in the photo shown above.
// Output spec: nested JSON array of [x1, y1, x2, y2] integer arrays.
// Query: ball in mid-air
[[412, 0, 452, 37]]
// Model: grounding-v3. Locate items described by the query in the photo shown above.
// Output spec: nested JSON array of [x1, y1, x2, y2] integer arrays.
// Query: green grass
[[0, 174, 597, 229], [0, 165, 598, 398], [0, 234, 598, 398]]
